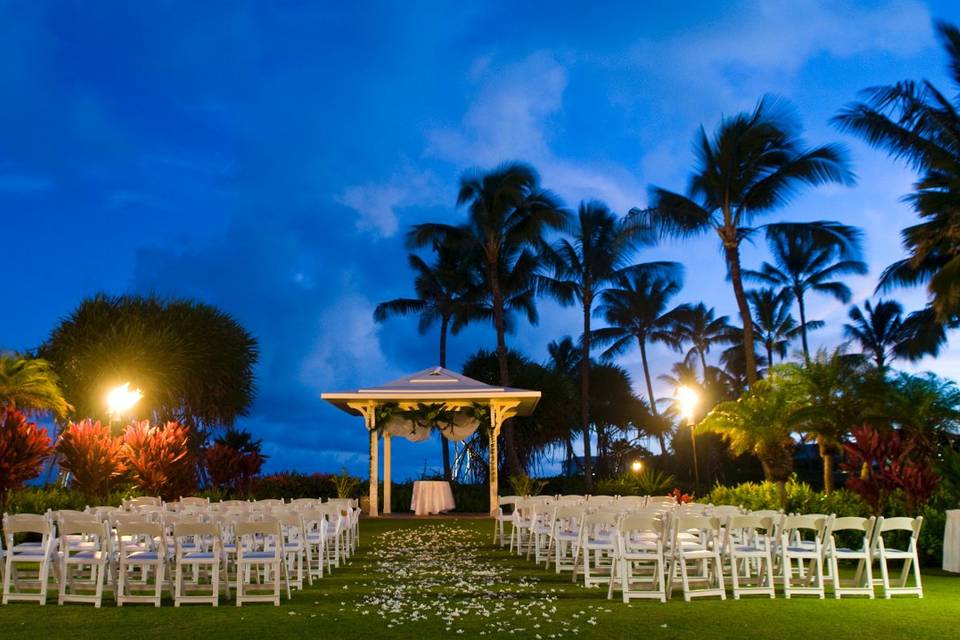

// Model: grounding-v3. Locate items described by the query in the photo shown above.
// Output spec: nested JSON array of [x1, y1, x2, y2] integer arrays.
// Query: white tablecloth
[[944, 509, 960, 573], [411, 480, 455, 516]]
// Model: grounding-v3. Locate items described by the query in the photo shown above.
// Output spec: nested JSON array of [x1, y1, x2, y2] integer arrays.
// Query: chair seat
[[306, 533, 323, 542], [241, 551, 279, 560], [67, 550, 105, 561], [126, 551, 161, 561], [183, 551, 217, 560], [556, 530, 579, 540]]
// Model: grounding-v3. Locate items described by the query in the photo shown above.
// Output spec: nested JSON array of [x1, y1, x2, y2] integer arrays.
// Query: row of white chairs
[[498, 495, 924, 603], [1, 496, 361, 607]]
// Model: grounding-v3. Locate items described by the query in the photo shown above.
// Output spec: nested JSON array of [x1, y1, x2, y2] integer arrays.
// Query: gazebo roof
[[321, 366, 541, 416]]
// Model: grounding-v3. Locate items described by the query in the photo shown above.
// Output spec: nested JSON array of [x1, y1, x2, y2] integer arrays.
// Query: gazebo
[[321, 366, 541, 516]]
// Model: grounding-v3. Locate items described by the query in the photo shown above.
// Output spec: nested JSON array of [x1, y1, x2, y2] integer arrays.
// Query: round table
[[943, 509, 960, 573], [411, 480, 455, 516]]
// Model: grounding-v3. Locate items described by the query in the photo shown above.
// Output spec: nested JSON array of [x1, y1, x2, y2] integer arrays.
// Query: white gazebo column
[[360, 402, 379, 518], [488, 401, 503, 517], [383, 434, 392, 515]]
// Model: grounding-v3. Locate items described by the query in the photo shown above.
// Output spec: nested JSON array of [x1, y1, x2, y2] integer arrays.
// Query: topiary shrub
[[57, 419, 126, 501], [0, 407, 53, 509]]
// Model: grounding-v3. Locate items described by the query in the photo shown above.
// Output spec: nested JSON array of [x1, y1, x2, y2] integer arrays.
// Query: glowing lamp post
[[676, 385, 700, 493], [631, 460, 643, 473], [107, 383, 143, 428]]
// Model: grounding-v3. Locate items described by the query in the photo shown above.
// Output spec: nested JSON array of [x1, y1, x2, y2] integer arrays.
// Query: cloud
[[336, 166, 447, 237], [426, 51, 647, 214]]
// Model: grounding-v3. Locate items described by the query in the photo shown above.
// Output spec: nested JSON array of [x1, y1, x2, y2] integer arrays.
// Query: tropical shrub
[[6, 486, 130, 514], [122, 420, 196, 500], [251, 471, 337, 500], [509, 473, 548, 497], [0, 407, 53, 508], [57, 419, 126, 501], [841, 424, 939, 514], [204, 428, 265, 494], [704, 477, 868, 516], [595, 469, 676, 496], [331, 467, 360, 498]]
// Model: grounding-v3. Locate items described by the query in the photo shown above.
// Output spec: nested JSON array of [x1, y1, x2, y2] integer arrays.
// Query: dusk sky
[[4, 1, 959, 479]]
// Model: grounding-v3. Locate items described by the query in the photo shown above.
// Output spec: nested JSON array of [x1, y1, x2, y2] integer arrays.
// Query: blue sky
[[3, 1, 959, 479]]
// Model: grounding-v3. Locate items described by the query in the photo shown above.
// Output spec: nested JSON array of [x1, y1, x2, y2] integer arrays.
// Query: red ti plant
[[57, 419, 126, 501], [0, 406, 53, 509], [841, 424, 939, 514], [670, 488, 693, 504], [204, 427, 265, 495], [122, 420, 197, 501]]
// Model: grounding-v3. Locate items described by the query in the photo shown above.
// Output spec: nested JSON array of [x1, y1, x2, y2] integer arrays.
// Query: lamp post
[[631, 460, 643, 474], [107, 383, 143, 433], [676, 385, 700, 494]]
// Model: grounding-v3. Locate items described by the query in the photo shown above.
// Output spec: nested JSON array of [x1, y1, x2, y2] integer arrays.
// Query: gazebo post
[[364, 402, 379, 518], [488, 401, 502, 517], [383, 434, 392, 515]]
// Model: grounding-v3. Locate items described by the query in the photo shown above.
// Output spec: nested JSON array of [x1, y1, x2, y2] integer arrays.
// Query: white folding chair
[[116, 520, 168, 607], [173, 521, 222, 606], [873, 516, 923, 598], [608, 514, 666, 603], [2, 514, 56, 604], [275, 510, 305, 590], [301, 509, 328, 583], [493, 496, 518, 546], [780, 515, 825, 599], [826, 516, 875, 599], [667, 514, 725, 601], [58, 517, 110, 607], [551, 505, 583, 574], [234, 520, 288, 606], [724, 515, 775, 599], [573, 512, 619, 587]]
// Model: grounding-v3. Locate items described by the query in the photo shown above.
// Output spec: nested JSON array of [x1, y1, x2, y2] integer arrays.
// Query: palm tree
[[699, 376, 796, 506], [834, 21, 960, 327], [645, 96, 854, 383], [747, 287, 808, 365], [746, 221, 867, 359], [781, 348, 869, 492], [0, 353, 71, 418], [374, 243, 485, 480], [546, 337, 580, 468], [592, 265, 683, 453], [669, 303, 734, 377], [408, 162, 567, 475], [843, 300, 908, 369], [538, 201, 654, 490]]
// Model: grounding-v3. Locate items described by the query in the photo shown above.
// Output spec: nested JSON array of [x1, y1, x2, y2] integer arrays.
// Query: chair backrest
[[116, 520, 163, 539], [60, 514, 106, 533], [125, 496, 162, 509], [712, 505, 743, 519], [831, 516, 873, 534], [4, 513, 52, 536], [553, 505, 583, 524], [781, 514, 825, 541], [583, 511, 619, 530], [619, 514, 663, 536], [727, 514, 773, 533], [179, 496, 209, 507], [879, 515, 923, 536]]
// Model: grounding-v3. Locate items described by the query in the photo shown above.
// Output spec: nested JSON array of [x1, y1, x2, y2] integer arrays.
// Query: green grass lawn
[[1, 517, 957, 639]]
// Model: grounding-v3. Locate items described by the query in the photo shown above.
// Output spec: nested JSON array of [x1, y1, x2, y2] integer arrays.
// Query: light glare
[[107, 383, 143, 416]]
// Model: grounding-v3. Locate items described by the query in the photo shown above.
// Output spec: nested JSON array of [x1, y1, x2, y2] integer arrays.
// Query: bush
[[251, 471, 338, 500], [57, 419, 126, 501], [122, 420, 197, 500], [6, 485, 130, 514], [0, 407, 53, 509], [705, 476, 869, 516], [595, 469, 677, 496]]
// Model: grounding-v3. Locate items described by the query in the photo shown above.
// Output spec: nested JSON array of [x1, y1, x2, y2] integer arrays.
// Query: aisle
[[356, 522, 613, 636]]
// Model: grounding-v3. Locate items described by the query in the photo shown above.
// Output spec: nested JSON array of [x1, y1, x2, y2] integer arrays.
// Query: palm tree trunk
[[766, 343, 773, 369], [761, 460, 787, 508], [580, 298, 594, 492], [797, 291, 810, 361], [488, 265, 523, 476], [637, 337, 666, 453], [439, 315, 451, 482], [698, 348, 709, 379], [723, 242, 758, 384], [819, 440, 833, 493]]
